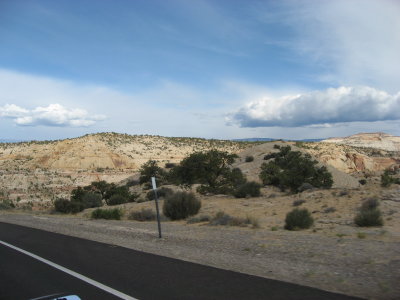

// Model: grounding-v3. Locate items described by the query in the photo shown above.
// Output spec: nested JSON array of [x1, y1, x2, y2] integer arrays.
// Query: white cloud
[[0, 104, 29, 117], [260, 0, 400, 92], [229, 86, 400, 127], [0, 103, 106, 127], [1, 68, 399, 140]]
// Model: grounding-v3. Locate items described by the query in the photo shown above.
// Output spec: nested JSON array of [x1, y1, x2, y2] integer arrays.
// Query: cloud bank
[[229, 86, 400, 127], [0, 103, 106, 127]]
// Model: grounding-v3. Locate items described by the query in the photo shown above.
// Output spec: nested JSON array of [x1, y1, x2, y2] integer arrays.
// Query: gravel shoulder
[[1, 212, 399, 300]]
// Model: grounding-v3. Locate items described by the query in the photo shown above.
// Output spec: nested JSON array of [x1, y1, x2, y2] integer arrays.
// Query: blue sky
[[1, 0, 399, 140]]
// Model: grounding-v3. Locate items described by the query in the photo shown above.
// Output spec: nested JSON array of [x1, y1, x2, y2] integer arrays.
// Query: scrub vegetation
[[259, 145, 333, 193]]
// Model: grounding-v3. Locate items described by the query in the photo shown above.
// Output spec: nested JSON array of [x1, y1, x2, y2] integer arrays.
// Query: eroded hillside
[[0, 132, 252, 171], [0, 133, 256, 208], [309, 132, 400, 174]]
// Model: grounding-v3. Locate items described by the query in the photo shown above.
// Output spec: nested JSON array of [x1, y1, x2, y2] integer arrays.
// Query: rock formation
[[323, 132, 400, 151]]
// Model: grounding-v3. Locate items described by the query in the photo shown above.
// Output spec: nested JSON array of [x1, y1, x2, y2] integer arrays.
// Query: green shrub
[[0, 199, 15, 210], [70, 181, 136, 207], [129, 208, 156, 221], [128, 192, 140, 202], [165, 162, 176, 169], [91, 208, 122, 220], [54, 198, 71, 213], [361, 198, 379, 211], [381, 171, 393, 187], [108, 194, 128, 206], [359, 179, 367, 185], [260, 146, 333, 193], [234, 181, 261, 198], [70, 186, 87, 202], [104, 185, 132, 203], [163, 191, 201, 220], [263, 153, 276, 160], [216, 168, 247, 195], [139, 160, 166, 187], [380, 169, 400, 187], [169, 150, 238, 193], [225, 168, 247, 186], [146, 187, 173, 201], [295, 141, 307, 148], [169, 150, 252, 196], [82, 192, 102, 208], [354, 209, 383, 227], [68, 201, 85, 213], [245, 155, 254, 162], [89, 180, 112, 198], [284, 208, 314, 230], [196, 167, 247, 196], [54, 198, 84, 213]]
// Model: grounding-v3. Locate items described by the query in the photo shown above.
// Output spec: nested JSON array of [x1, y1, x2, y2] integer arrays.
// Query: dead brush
[[209, 211, 260, 228]]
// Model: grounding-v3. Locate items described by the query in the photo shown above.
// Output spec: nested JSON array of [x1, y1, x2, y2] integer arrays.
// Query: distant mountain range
[[233, 138, 324, 142]]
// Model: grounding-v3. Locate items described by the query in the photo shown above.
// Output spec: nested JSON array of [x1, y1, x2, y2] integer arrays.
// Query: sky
[[0, 0, 399, 141]]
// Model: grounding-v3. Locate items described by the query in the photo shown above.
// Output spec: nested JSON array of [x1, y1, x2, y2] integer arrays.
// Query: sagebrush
[[129, 208, 156, 221], [91, 208, 122, 220], [163, 191, 201, 220], [355, 209, 383, 227], [284, 208, 314, 230]]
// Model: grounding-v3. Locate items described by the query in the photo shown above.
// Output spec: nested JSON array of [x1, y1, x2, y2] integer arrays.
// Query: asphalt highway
[[0, 222, 363, 300]]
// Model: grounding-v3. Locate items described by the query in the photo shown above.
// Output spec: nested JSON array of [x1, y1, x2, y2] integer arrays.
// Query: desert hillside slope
[[0, 131, 399, 209], [0, 132, 252, 171], [233, 141, 360, 189], [299, 133, 400, 174], [0, 133, 257, 207]]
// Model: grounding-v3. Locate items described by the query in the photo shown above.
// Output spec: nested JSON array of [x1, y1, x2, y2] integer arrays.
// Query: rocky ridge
[[283, 133, 400, 174], [303, 142, 400, 174], [323, 132, 400, 152]]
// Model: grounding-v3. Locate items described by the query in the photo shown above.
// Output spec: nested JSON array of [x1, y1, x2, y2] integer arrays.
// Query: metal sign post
[[151, 177, 162, 238]]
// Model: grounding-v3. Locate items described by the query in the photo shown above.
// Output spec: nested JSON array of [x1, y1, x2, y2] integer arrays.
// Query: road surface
[[0, 221, 362, 300]]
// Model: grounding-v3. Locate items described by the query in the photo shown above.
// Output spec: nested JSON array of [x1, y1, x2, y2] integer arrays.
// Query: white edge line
[[0, 240, 138, 300]]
